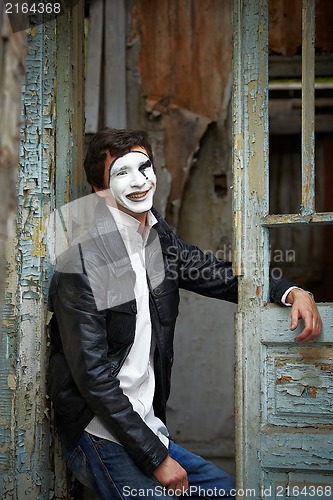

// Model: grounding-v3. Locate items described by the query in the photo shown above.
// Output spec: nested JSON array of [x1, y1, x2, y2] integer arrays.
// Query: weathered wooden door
[[232, 0, 333, 498]]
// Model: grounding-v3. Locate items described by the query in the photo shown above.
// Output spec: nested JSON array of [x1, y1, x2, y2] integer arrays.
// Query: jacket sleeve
[[174, 235, 297, 304], [50, 255, 168, 475]]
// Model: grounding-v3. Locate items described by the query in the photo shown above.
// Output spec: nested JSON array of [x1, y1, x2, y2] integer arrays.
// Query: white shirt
[[85, 207, 169, 447]]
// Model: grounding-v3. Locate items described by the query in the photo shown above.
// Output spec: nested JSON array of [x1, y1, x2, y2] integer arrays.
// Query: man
[[48, 128, 321, 499]]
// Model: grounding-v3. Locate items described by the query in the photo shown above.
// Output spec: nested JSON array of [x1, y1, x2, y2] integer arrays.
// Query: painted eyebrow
[[114, 165, 128, 172], [139, 159, 152, 169], [113, 159, 151, 171], [109, 152, 152, 178], [109, 150, 149, 168]]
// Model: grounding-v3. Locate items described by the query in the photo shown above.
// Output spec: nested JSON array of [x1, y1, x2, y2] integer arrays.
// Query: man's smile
[[126, 188, 151, 201]]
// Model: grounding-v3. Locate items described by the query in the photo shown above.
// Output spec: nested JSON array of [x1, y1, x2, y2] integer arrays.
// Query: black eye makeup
[[139, 159, 152, 174], [109, 151, 153, 184], [109, 151, 152, 180]]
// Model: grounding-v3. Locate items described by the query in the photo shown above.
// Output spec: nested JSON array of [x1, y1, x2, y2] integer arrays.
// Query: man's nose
[[130, 170, 146, 187]]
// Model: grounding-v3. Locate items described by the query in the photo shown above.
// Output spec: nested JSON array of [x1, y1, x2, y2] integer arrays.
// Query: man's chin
[[119, 196, 154, 214], [116, 202, 152, 219]]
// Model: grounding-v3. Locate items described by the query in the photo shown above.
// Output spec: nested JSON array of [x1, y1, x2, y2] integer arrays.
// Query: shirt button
[[131, 304, 137, 313], [154, 287, 161, 295]]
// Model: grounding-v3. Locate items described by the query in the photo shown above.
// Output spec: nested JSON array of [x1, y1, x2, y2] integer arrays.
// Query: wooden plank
[[1, 3, 85, 497], [85, 0, 103, 134], [262, 212, 333, 226], [269, 82, 333, 90], [232, 0, 270, 496], [0, 9, 25, 492], [104, 0, 127, 128], [261, 304, 333, 427], [301, 0, 315, 215], [56, 0, 86, 205], [261, 303, 333, 344], [261, 432, 333, 472], [1, 19, 55, 499], [71, 0, 86, 194], [269, 55, 333, 78]]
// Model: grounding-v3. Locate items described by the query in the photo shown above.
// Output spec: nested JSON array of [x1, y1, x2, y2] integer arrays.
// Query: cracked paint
[[267, 349, 333, 425], [1, 2, 85, 496], [1, 19, 57, 499]]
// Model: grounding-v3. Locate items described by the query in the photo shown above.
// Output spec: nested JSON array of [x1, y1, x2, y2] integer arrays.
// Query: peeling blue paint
[[1, 18, 56, 499]]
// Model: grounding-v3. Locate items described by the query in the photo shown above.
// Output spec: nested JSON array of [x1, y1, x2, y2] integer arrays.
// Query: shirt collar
[[107, 206, 157, 245]]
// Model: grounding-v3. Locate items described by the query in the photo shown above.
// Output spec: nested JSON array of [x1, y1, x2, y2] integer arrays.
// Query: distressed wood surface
[[104, 0, 126, 128], [85, 0, 103, 133], [1, 2, 85, 497], [1, 18, 56, 498], [232, 0, 270, 494], [232, 0, 333, 497], [261, 304, 333, 430], [131, 0, 233, 228], [0, 10, 25, 329], [301, 0, 315, 216], [133, 0, 232, 122], [263, 212, 333, 226], [56, 0, 86, 205], [269, 0, 333, 55]]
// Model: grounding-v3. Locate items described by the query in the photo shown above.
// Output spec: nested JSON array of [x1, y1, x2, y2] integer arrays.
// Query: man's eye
[[116, 170, 127, 176], [139, 160, 152, 173]]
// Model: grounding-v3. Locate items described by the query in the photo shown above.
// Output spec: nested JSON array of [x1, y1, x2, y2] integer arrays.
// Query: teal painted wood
[[261, 304, 333, 430], [0, 19, 56, 499], [1, 3, 85, 497], [232, 0, 333, 498], [232, 0, 270, 283], [232, 0, 270, 495], [261, 304, 333, 494]]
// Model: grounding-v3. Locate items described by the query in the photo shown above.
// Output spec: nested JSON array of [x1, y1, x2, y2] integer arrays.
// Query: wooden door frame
[[232, 0, 333, 497]]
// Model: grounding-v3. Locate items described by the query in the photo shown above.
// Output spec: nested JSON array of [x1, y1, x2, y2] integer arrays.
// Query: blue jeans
[[63, 431, 236, 499]]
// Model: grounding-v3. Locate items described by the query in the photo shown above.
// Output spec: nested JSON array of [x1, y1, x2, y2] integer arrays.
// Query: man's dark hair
[[84, 128, 154, 189]]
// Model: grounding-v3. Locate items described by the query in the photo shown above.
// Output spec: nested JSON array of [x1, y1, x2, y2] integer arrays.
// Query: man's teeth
[[128, 191, 148, 199]]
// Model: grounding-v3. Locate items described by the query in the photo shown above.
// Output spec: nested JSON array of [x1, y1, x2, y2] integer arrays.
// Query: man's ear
[[92, 185, 117, 208], [93, 185, 107, 198]]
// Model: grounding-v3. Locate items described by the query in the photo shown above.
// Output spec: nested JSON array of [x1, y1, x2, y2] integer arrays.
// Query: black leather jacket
[[48, 201, 293, 475]]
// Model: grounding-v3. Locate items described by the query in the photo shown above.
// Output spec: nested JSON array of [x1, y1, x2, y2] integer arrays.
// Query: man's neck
[[107, 201, 148, 234]]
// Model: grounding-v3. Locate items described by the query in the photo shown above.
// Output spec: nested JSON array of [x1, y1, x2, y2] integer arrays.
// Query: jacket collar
[[91, 200, 132, 277], [91, 201, 167, 286]]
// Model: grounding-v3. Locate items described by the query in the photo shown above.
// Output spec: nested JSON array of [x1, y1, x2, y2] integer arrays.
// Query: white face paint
[[108, 151, 157, 214]]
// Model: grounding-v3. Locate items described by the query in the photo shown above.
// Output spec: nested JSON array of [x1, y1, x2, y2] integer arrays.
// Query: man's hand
[[286, 288, 322, 342], [153, 455, 188, 495]]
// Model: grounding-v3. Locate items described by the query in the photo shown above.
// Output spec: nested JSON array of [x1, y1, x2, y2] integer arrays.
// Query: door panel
[[261, 305, 333, 483], [232, 1, 333, 497]]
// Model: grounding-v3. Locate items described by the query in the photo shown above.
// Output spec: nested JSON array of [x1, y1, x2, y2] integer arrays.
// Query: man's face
[[105, 146, 156, 215]]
